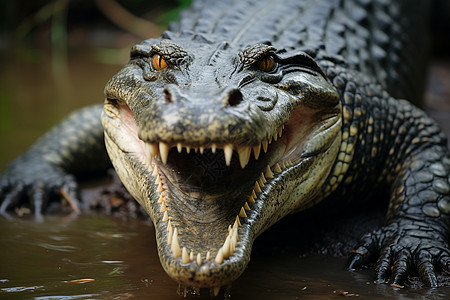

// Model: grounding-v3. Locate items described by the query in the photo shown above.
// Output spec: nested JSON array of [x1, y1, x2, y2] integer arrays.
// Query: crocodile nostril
[[164, 88, 174, 103], [227, 89, 243, 106]]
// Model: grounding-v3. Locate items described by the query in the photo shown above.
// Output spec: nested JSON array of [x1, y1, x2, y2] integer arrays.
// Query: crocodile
[[1, 0, 450, 295]]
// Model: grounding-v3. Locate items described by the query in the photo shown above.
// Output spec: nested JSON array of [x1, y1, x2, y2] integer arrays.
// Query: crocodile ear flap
[[275, 51, 327, 79]]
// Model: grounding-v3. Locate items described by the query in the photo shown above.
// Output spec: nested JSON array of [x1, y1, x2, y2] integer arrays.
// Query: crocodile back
[[171, 0, 430, 106]]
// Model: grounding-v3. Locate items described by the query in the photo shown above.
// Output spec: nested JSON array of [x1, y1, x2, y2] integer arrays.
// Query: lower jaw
[[156, 222, 253, 289], [151, 181, 255, 289], [103, 129, 259, 289]]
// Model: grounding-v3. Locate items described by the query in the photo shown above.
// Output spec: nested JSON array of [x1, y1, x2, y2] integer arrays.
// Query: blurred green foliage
[[0, 89, 13, 133], [0, 0, 192, 45], [157, 0, 193, 24]]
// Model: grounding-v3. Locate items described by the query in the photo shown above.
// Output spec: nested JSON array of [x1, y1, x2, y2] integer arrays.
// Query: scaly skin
[[0, 105, 110, 218], [1, 0, 449, 294]]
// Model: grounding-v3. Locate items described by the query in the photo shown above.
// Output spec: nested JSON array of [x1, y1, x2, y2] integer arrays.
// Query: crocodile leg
[[347, 101, 450, 287], [0, 104, 110, 217]]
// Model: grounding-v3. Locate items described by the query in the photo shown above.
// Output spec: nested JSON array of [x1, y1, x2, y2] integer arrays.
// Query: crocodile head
[[101, 32, 341, 292]]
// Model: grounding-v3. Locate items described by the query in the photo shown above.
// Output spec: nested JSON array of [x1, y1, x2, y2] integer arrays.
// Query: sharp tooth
[[251, 190, 257, 199], [229, 236, 234, 255], [162, 211, 169, 222], [152, 165, 158, 177], [259, 173, 267, 187], [186, 147, 190, 154], [268, 136, 272, 144], [224, 144, 233, 166], [244, 202, 250, 210], [206, 251, 211, 261], [155, 174, 161, 184], [262, 140, 268, 153], [159, 142, 170, 164], [190, 251, 194, 261], [230, 240, 236, 255], [167, 222, 173, 245], [182, 247, 189, 264], [177, 143, 182, 153], [194, 147, 198, 153], [273, 132, 278, 141], [278, 126, 283, 137], [146, 156, 153, 171], [157, 182, 164, 193], [160, 201, 167, 212], [211, 144, 217, 153], [261, 172, 267, 183], [239, 207, 247, 218], [171, 228, 181, 258], [235, 216, 241, 227], [230, 228, 237, 253], [259, 177, 265, 187], [238, 146, 251, 168], [248, 194, 255, 204], [158, 194, 164, 204], [145, 143, 159, 157], [215, 248, 224, 264], [253, 144, 261, 160], [167, 220, 172, 232], [213, 286, 221, 297], [265, 165, 274, 178], [222, 236, 231, 258], [231, 224, 237, 237], [200, 147, 204, 154], [274, 163, 282, 173], [197, 253, 202, 266], [254, 181, 262, 193]]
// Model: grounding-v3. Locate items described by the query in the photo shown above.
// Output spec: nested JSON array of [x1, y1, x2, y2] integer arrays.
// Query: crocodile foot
[[347, 220, 450, 287], [0, 158, 80, 218]]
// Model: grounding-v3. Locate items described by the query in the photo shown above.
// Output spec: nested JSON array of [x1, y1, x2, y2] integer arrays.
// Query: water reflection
[[1, 214, 449, 299]]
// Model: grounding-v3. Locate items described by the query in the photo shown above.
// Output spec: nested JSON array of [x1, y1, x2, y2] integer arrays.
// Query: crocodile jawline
[[102, 96, 335, 288]]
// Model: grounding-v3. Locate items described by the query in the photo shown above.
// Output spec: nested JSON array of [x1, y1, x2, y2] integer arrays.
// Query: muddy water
[[1, 214, 450, 299], [1, 49, 450, 299], [0, 48, 128, 170]]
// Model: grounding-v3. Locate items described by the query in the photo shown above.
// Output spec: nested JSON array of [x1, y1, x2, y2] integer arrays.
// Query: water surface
[[1, 214, 449, 299]]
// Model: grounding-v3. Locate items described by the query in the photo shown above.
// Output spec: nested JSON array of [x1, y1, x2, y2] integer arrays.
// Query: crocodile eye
[[258, 56, 275, 72], [152, 54, 167, 70]]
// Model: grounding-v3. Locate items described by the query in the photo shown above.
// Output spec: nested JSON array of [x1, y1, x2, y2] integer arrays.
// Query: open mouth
[[101, 89, 341, 294], [145, 122, 286, 252], [102, 98, 296, 288], [149, 133, 285, 258]]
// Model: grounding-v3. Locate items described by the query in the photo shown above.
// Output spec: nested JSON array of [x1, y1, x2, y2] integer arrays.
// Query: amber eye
[[258, 56, 275, 72], [152, 54, 167, 70]]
